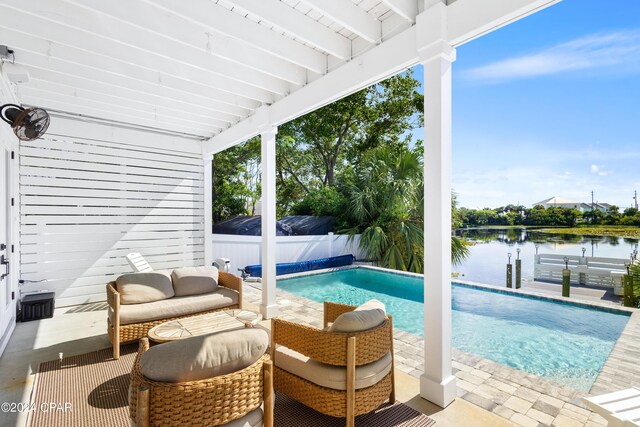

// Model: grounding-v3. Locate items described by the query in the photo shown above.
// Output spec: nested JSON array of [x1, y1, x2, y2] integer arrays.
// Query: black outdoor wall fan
[[0, 104, 50, 141]]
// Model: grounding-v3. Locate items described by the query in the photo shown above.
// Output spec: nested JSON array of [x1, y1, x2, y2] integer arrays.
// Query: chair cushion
[[274, 345, 392, 391], [111, 287, 238, 325], [220, 407, 263, 427], [140, 328, 269, 383], [328, 299, 387, 333], [116, 270, 174, 304], [172, 266, 219, 296]]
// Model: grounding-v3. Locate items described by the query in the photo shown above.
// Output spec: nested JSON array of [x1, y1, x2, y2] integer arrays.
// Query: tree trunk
[[210, 154, 217, 222], [324, 115, 352, 187], [326, 159, 335, 186]]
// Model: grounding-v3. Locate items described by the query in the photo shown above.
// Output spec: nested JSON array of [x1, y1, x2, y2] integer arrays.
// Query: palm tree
[[345, 144, 469, 273], [451, 192, 471, 265]]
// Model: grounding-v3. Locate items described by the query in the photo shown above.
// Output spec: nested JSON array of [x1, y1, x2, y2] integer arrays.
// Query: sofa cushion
[[328, 299, 387, 333], [140, 328, 269, 383], [220, 407, 263, 427], [111, 287, 238, 325], [172, 266, 219, 297], [116, 270, 174, 304], [275, 345, 392, 391]]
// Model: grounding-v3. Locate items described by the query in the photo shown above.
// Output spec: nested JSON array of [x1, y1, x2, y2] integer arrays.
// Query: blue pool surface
[[277, 268, 630, 392]]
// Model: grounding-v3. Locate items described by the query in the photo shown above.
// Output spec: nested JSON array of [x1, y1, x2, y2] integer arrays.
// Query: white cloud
[[591, 164, 612, 176], [465, 30, 640, 82]]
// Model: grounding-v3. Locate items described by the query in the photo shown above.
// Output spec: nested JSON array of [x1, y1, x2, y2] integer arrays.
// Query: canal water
[[455, 228, 640, 286]]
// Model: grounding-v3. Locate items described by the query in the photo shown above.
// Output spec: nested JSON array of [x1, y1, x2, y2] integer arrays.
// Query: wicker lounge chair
[[130, 331, 273, 427], [126, 252, 153, 272], [271, 300, 395, 427]]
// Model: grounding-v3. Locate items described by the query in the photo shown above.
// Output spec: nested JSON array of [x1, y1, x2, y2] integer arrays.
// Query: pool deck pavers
[[248, 276, 639, 427], [591, 308, 640, 395]]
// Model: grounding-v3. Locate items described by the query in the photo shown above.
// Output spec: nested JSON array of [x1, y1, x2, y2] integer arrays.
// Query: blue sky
[[413, 0, 640, 209]]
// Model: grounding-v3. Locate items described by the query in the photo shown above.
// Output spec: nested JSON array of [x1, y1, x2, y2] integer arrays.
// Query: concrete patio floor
[[0, 294, 515, 427]]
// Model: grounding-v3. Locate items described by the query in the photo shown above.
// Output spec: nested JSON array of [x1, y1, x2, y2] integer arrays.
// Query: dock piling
[[506, 252, 512, 289], [515, 248, 522, 289], [562, 257, 570, 297]]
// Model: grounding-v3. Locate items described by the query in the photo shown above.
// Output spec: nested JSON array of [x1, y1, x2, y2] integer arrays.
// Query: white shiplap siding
[[19, 117, 205, 306]]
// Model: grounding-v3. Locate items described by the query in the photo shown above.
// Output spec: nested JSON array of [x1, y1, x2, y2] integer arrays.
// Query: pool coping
[[276, 264, 636, 315]]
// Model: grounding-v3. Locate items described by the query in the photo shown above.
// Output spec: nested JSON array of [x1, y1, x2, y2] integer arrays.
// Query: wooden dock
[[533, 253, 629, 295]]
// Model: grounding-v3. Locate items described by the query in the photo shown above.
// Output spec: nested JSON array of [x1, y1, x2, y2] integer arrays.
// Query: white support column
[[418, 3, 457, 407], [260, 126, 278, 319], [203, 156, 213, 266]]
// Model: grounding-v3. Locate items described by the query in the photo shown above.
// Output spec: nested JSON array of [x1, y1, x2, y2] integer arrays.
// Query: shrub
[[291, 186, 346, 217]]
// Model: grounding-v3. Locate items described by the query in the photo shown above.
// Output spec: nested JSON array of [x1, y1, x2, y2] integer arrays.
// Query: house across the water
[[534, 196, 611, 213]]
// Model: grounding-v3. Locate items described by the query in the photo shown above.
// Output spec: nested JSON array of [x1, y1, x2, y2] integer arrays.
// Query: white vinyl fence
[[211, 233, 363, 274]]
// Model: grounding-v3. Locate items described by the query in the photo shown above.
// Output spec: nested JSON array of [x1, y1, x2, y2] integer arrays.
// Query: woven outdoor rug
[[29, 345, 436, 427], [27, 344, 137, 427], [274, 393, 436, 427]]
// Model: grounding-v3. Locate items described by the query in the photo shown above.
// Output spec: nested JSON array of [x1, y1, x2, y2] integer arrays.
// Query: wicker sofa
[[107, 268, 242, 359]]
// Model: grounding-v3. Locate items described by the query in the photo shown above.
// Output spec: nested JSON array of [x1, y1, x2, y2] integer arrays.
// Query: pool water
[[277, 268, 630, 392]]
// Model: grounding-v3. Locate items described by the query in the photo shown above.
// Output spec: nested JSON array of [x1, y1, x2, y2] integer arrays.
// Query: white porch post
[[203, 156, 213, 266], [418, 2, 457, 409], [260, 126, 278, 319]]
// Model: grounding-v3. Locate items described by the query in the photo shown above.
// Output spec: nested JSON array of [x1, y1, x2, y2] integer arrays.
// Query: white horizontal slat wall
[[19, 117, 205, 306]]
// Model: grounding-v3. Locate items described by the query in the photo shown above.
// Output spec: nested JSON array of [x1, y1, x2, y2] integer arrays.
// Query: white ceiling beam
[[23, 79, 233, 129], [204, 25, 418, 155], [0, 27, 262, 112], [380, 0, 418, 23], [148, 0, 326, 75], [0, 1, 282, 100], [299, 0, 381, 43], [25, 67, 241, 123], [46, 115, 205, 152], [19, 86, 222, 134], [8, 52, 255, 129], [226, 0, 352, 60], [22, 94, 215, 137], [66, 0, 307, 86], [447, 0, 561, 46]]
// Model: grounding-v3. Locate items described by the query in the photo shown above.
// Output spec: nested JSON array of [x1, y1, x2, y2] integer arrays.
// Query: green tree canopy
[[275, 70, 423, 196], [211, 137, 261, 222]]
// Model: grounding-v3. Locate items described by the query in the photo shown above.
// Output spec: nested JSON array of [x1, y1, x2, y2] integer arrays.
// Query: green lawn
[[539, 226, 640, 238]]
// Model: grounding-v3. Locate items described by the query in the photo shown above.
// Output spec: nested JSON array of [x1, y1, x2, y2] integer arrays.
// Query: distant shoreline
[[459, 225, 559, 230], [538, 226, 640, 238], [458, 225, 640, 238]]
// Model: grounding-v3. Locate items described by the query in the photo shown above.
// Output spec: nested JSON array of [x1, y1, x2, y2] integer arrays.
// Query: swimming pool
[[277, 268, 630, 392]]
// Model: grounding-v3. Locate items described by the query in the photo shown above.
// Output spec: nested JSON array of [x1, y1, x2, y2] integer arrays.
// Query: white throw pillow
[[116, 270, 174, 304], [171, 266, 219, 297], [328, 299, 387, 333]]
